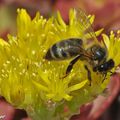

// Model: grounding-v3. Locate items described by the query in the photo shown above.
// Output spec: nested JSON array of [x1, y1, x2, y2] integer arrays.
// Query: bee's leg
[[62, 55, 82, 78], [102, 71, 114, 82], [102, 73, 107, 83], [84, 65, 92, 86]]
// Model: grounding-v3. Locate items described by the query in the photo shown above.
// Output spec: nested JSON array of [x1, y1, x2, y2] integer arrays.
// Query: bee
[[44, 8, 115, 85]]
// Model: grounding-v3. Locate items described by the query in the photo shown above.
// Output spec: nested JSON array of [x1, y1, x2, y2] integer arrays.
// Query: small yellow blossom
[[0, 8, 120, 120]]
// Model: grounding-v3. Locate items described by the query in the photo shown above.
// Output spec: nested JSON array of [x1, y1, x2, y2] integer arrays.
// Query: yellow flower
[[102, 31, 120, 67], [0, 8, 120, 120]]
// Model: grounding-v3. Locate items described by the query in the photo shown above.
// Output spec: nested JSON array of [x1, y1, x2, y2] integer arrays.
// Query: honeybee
[[44, 8, 115, 85]]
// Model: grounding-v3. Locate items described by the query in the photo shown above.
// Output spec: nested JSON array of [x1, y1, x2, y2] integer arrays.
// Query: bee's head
[[93, 59, 115, 72]]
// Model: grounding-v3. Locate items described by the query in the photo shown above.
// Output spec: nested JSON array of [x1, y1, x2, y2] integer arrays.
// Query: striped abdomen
[[45, 38, 83, 60]]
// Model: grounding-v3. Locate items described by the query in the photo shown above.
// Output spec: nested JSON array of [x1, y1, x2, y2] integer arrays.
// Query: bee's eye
[[93, 47, 106, 61]]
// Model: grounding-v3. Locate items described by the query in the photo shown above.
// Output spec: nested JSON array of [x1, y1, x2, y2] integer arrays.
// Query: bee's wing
[[74, 8, 100, 49]]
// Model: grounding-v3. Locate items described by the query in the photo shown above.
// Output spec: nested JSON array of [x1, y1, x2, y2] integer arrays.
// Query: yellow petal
[[102, 34, 110, 49], [0, 38, 9, 46], [68, 80, 88, 92], [95, 28, 104, 36]]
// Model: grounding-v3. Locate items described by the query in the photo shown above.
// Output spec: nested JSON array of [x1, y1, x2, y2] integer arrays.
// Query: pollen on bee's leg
[[102, 73, 107, 83]]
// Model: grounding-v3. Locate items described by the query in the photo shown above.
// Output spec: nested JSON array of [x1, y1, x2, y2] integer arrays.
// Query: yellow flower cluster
[[0, 8, 120, 120]]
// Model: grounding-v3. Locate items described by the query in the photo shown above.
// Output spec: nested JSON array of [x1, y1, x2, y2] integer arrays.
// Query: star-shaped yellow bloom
[[0, 8, 119, 120]]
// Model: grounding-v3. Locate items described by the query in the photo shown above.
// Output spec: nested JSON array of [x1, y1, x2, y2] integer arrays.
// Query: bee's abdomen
[[45, 38, 83, 60], [45, 44, 68, 60]]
